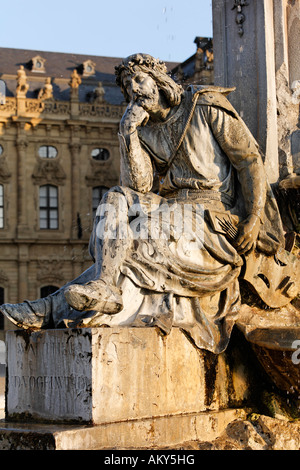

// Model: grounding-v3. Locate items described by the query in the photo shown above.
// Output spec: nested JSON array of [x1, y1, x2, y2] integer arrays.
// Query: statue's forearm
[[118, 130, 153, 193], [236, 156, 266, 220]]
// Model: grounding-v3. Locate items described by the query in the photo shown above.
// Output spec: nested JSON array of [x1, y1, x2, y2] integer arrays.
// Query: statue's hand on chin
[[120, 101, 150, 135]]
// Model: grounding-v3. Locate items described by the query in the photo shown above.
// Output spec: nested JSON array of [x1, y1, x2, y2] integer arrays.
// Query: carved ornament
[[85, 162, 118, 187], [32, 159, 66, 185], [0, 157, 11, 182], [232, 0, 249, 37], [37, 259, 65, 284]]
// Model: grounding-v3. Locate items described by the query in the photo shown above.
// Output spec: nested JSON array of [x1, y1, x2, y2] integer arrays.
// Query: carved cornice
[[0, 97, 124, 120], [79, 103, 125, 119]]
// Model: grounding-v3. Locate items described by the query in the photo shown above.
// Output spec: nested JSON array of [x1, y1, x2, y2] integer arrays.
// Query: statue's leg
[[0, 264, 97, 330], [0, 190, 132, 328], [64, 191, 132, 313]]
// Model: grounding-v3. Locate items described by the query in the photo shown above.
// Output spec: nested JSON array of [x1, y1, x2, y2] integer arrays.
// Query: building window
[[0, 185, 4, 229], [40, 285, 59, 298], [0, 80, 5, 105], [0, 287, 4, 330], [92, 186, 108, 218], [39, 185, 58, 229], [91, 148, 110, 161], [38, 145, 58, 159], [29, 56, 46, 73]]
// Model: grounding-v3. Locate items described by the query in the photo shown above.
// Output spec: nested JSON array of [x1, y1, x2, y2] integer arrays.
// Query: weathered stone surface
[[236, 303, 300, 396], [177, 415, 300, 451], [0, 409, 246, 450], [4, 412, 300, 450], [5, 327, 250, 425]]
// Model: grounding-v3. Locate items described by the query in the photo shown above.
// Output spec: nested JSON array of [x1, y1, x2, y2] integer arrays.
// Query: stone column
[[69, 140, 81, 239], [212, 0, 279, 183], [18, 245, 29, 302], [274, 0, 300, 178], [16, 137, 29, 235]]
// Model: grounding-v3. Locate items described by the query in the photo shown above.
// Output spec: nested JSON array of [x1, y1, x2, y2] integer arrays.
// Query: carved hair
[[115, 53, 183, 106]]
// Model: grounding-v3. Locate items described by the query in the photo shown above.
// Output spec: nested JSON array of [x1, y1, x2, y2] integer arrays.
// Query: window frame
[[39, 184, 59, 230], [90, 148, 110, 162], [38, 145, 58, 159], [92, 186, 109, 219]]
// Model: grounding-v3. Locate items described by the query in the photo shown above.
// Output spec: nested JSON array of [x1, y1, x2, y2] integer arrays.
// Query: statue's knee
[[100, 191, 127, 214]]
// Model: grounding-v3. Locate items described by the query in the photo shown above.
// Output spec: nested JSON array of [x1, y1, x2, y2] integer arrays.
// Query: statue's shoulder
[[187, 85, 239, 118]]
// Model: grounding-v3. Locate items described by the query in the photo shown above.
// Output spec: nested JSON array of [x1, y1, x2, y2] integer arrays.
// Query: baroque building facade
[[0, 43, 212, 338], [0, 48, 130, 337]]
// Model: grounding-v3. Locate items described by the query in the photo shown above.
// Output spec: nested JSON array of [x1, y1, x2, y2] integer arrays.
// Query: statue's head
[[115, 53, 183, 107]]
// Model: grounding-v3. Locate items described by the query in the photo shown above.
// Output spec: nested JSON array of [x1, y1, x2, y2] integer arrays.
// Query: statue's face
[[122, 71, 160, 113]]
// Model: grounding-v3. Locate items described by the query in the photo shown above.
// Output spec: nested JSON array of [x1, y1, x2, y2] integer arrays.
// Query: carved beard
[[134, 86, 160, 113]]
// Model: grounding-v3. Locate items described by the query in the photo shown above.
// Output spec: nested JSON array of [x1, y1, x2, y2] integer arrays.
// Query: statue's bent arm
[[203, 105, 266, 220]]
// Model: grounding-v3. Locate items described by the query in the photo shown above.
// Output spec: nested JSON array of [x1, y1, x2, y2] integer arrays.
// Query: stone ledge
[[0, 408, 246, 450]]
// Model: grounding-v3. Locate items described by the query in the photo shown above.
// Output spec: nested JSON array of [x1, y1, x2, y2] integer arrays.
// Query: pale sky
[[0, 0, 213, 62]]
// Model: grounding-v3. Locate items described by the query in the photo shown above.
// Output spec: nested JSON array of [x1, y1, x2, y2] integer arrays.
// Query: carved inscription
[[16, 335, 77, 356], [7, 330, 93, 422], [12, 334, 92, 394], [12, 375, 90, 392]]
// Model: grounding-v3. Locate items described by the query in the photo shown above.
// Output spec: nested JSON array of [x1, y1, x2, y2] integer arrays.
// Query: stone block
[[5, 327, 234, 425]]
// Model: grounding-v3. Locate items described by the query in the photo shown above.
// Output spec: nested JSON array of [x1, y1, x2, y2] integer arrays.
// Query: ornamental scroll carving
[[42, 101, 70, 115], [79, 103, 125, 119], [85, 160, 119, 187], [37, 259, 65, 284]]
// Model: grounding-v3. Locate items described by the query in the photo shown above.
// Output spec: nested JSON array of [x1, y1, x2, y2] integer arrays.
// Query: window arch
[[92, 186, 108, 218], [91, 148, 110, 161], [38, 145, 58, 159], [39, 185, 58, 229], [40, 285, 59, 298]]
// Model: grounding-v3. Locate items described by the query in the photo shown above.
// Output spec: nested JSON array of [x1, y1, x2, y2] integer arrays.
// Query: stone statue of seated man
[[1, 53, 299, 354]]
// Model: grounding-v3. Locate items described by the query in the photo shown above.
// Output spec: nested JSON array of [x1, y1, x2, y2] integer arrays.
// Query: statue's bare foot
[[64, 280, 123, 314], [0, 298, 51, 330]]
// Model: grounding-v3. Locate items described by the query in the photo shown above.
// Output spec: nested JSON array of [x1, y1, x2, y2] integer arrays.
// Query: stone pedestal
[[0, 327, 252, 449], [6, 327, 245, 424]]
